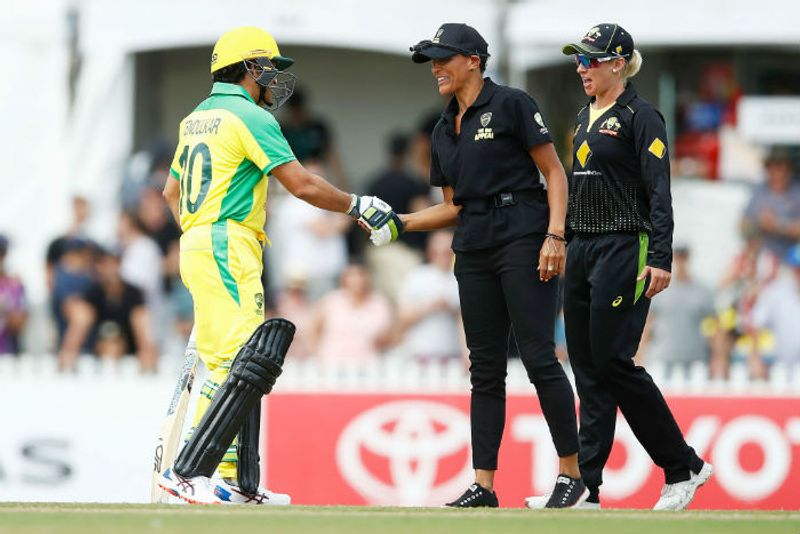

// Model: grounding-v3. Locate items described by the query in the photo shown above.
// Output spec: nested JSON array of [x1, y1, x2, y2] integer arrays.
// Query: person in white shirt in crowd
[[639, 246, 714, 367], [118, 211, 166, 347], [397, 229, 463, 363], [268, 160, 350, 300], [748, 243, 800, 378]]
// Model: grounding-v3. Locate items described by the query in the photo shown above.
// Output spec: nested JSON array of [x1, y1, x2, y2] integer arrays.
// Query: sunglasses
[[574, 54, 619, 69]]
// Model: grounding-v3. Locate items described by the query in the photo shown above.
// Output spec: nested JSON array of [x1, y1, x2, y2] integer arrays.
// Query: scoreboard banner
[[263, 393, 800, 509]]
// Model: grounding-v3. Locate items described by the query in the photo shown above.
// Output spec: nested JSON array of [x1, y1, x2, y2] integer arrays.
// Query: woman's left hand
[[638, 266, 671, 298], [538, 235, 566, 282]]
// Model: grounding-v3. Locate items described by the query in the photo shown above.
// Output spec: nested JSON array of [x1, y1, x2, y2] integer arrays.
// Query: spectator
[[46, 195, 94, 290], [280, 87, 348, 188], [137, 186, 181, 257], [121, 141, 174, 211], [57, 249, 157, 372], [164, 241, 193, 342], [311, 262, 393, 363], [748, 244, 800, 378], [741, 148, 800, 260], [51, 237, 95, 350], [274, 269, 315, 359], [639, 246, 714, 366], [267, 163, 350, 299], [366, 132, 432, 249], [365, 134, 431, 302], [0, 235, 27, 355], [709, 234, 779, 378], [118, 211, 165, 345], [409, 112, 441, 185], [397, 230, 461, 363], [364, 133, 433, 301]]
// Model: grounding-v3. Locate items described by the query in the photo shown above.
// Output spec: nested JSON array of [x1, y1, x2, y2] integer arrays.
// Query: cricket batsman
[[157, 26, 403, 505]]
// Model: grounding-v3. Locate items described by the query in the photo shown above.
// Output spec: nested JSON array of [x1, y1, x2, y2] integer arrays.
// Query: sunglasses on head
[[574, 54, 619, 69], [410, 40, 488, 59]]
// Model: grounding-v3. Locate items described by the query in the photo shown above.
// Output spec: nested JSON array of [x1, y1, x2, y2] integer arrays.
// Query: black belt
[[458, 189, 545, 213]]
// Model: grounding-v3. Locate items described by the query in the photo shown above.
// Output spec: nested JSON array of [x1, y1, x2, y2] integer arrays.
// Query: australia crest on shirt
[[598, 115, 622, 137], [475, 112, 494, 141]]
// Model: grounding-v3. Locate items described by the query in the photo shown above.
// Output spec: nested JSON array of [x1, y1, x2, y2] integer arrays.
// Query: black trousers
[[455, 234, 579, 470], [564, 233, 703, 497]]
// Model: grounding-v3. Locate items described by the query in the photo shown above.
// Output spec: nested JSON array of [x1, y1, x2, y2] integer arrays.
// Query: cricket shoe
[[158, 467, 221, 505], [653, 462, 713, 511], [544, 475, 590, 508], [444, 483, 498, 508], [213, 478, 291, 506]]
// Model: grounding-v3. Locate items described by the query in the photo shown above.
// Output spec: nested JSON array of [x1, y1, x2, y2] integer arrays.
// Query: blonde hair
[[621, 49, 642, 81]]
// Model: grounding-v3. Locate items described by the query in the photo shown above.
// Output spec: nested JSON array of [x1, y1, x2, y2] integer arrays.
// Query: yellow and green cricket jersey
[[169, 82, 296, 239]]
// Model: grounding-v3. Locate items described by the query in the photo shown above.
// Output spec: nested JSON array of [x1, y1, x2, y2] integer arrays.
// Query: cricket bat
[[151, 327, 198, 503]]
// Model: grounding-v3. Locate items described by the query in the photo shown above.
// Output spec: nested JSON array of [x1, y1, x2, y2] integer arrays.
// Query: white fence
[[2, 353, 800, 395]]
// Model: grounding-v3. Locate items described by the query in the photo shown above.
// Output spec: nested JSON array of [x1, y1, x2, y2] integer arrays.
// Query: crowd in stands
[[638, 149, 800, 377], [0, 89, 799, 380]]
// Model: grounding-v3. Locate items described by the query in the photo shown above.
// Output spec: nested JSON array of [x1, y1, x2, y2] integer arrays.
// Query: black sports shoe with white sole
[[445, 483, 499, 508], [544, 475, 589, 508]]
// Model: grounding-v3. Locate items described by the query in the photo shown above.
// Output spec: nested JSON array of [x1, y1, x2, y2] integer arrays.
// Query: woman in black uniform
[[373, 23, 587, 508], [559, 23, 712, 510]]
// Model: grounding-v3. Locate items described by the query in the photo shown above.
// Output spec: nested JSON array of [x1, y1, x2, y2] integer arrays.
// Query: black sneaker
[[445, 483, 499, 508], [544, 475, 589, 508]]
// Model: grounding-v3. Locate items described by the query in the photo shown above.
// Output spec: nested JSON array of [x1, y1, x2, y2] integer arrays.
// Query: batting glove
[[348, 195, 404, 246]]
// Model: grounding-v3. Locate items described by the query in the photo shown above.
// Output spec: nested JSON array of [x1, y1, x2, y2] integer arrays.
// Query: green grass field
[[1, 504, 798, 534]]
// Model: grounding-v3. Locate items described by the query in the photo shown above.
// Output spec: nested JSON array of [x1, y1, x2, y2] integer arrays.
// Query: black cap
[[387, 132, 409, 157], [673, 244, 690, 256], [765, 146, 792, 166], [411, 23, 489, 64], [62, 237, 91, 253], [562, 23, 633, 59]]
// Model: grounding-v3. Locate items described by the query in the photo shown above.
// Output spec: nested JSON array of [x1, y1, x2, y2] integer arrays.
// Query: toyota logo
[[336, 400, 472, 506]]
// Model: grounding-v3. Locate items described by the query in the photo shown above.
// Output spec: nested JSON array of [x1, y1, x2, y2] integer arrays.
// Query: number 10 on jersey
[[178, 143, 212, 214]]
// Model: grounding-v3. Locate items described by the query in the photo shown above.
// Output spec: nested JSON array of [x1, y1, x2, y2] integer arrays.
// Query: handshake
[[347, 194, 404, 247]]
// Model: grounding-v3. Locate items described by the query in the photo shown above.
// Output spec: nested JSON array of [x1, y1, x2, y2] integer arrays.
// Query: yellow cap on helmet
[[210, 27, 294, 74]]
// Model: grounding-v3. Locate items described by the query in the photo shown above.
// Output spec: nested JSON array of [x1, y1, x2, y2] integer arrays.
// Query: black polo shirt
[[430, 78, 553, 252], [569, 84, 674, 271]]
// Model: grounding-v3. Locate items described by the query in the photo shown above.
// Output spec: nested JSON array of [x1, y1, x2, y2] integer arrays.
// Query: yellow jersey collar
[[210, 82, 255, 104]]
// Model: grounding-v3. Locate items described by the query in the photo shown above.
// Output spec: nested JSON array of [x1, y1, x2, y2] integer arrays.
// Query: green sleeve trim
[[263, 154, 296, 175], [634, 232, 649, 304], [211, 221, 241, 306], [169, 167, 180, 180]]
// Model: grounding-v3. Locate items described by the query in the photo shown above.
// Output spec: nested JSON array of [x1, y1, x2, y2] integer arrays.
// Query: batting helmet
[[211, 27, 296, 110], [210, 27, 294, 73]]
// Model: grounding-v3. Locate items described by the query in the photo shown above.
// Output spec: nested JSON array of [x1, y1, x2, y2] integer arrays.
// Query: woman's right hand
[[538, 235, 566, 282]]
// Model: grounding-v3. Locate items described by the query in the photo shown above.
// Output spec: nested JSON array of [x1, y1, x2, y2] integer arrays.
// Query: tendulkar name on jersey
[[183, 117, 222, 136]]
